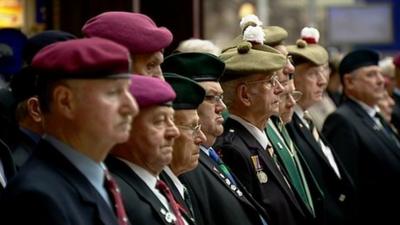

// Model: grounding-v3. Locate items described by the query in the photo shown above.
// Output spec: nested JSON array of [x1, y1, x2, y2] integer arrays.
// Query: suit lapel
[[225, 118, 305, 215], [105, 157, 174, 225]]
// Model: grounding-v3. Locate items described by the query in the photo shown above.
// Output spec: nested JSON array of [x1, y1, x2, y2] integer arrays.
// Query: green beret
[[164, 72, 205, 110], [162, 52, 225, 82], [219, 41, 286, 81], [287, 39, 328, 66], [222, 26, 288, 52]]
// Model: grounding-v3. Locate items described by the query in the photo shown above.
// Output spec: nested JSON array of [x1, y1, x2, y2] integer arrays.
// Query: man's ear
[[52, 85, 76, 119], [343, 73, 354, 90], [27, 97, 42, 123], [238, 84, 252, 107]]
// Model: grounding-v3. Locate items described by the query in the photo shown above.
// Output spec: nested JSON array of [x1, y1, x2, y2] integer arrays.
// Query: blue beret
[[32, 37, 132, 79], [129, 75, 176, 109], [162, 52, 225, 82], [23, 30, 76, 64], [0, 28, 27, 78], [339, 49, 379, 76], [164, 72, 205, 110]]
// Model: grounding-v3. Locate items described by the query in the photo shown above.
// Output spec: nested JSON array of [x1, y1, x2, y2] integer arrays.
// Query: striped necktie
[[104, 168, 129, 225], [208, 147, 237, 186]]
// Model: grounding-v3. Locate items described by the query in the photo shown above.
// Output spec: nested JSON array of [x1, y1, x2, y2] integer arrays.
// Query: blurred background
[[1, 0, 399, 55]]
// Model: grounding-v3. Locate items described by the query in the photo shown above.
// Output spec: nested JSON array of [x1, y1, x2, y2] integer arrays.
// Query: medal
[[257, 171, 268, 183]]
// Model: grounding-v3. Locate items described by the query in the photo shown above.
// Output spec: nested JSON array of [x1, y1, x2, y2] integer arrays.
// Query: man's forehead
[[199, 81, 223, 92]]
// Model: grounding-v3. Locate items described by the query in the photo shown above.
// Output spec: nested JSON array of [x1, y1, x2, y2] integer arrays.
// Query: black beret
[[10, 66, 37, 103], [23, 30, 76, 64], [164, 72, 205, 110], [339, 49, 379, 76], [162, 52, 225, 82]]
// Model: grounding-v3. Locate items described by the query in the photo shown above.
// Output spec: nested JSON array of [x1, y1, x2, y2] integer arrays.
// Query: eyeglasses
[[280, 90, 303, 102], [177, 124, 202, 137], [244, 74, 280, 88], [204, 94, 224, 104], [286, 55, 294, 65]]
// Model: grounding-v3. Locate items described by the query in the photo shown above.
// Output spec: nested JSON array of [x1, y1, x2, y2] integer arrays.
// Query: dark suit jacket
[[11, 128, 39, 169], [391, 91, 400, 133], [286, 111, 356, 225], [0, 138, 15, 193], [0, 139, 120, 225], [180, 150, 267, 225], [214, 118, 311, 225], [322, 98, 400, 225], [106, 156, 195, 225]]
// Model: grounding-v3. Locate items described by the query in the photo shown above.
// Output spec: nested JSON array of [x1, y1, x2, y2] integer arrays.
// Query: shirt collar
[[163, 166, 185, 197], [118, 158, 159, 190], [43, 135, 106, 195], [230, 114, 270, 149]]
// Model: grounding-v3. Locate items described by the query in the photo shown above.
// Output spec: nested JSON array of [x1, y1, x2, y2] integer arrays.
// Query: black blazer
[[180, 149, 267, 225], [106, 156, 195, 225], [11, 129, 38, 169], [391, 91, 400, 133], [322, 98, 400, 225], [286, 111, 356, 225], [0, 139, 120, 225], [214, 118, 312, 225]]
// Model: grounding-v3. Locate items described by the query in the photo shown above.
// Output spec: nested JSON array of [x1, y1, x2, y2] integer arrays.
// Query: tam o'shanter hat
[[162, 52, 225, 82], [82, 11, 173, 54], [219, 16, 286, 82], [164, 72, 205, 110], [222, 14, 288, 52], [287, 27, 328, 66]]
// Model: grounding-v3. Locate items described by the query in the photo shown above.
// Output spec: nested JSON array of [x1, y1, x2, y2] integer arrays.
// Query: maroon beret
[[130, 75, 176, 109], [82, 11, 173, 54], [394, 53, 400, 68], [31, 37, 131, 78]]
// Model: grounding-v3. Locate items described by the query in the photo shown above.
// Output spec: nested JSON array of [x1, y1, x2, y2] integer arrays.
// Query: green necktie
[[266, 120, 315, 215]]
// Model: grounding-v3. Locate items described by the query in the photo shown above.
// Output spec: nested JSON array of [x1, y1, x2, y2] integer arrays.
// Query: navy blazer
[[0, 139, 120, 225], [180, 149, 268, 225], [106, 156, 195, 225], [214, 118, 312, 225], [322, 98, 400, 225]]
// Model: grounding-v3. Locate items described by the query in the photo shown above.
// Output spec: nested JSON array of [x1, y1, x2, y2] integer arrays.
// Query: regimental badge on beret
[[164, 72, 205, 110], [162, 52, 225, 82], [287, 27, 328, 66]]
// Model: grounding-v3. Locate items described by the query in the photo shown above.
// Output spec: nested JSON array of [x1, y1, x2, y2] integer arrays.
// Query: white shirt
[[230, 114, 270, 149], [163, 166, 185, 199], [294, 106, 341, 178]]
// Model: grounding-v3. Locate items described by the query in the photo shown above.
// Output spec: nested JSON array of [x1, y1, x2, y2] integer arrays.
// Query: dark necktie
[[303, 111, 321, 145], [104, 168, 129, 225], [208, 147, 237, 186], [374, 112, 400, 148], [156, 179, 186, 225]]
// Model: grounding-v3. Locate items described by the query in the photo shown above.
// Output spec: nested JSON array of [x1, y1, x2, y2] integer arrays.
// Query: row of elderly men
[[0, 11, 399, 225]]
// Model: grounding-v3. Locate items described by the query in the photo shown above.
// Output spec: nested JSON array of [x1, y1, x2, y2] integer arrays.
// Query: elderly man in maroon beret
[[0, 37, 139, 225], [107, 74, 205, 225], [82, 11, 173, 79]]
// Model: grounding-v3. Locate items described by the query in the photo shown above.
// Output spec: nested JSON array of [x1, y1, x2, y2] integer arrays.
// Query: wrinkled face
[[377, 90, 395, 122], [131, 51, 164, 80], [245, 73, 285, 118], [70, 78, 138, 147], [171, 110, 206, 174], [344, 65, 385, 107], [274, 45, 295, 89], [127, 106, 179, 174], [294, 63, 327, 109], [197, 81, 226, 146], [279, 80, 300, 124]]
